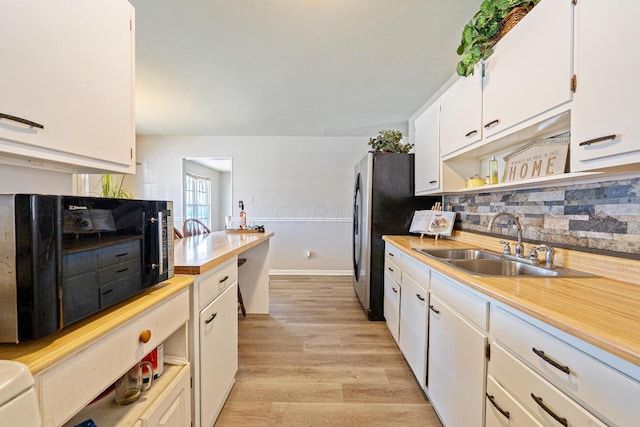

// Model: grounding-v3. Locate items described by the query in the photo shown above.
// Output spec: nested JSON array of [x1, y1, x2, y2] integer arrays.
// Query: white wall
[[134, 136, 367, 274], [0, 164, 72, 194]]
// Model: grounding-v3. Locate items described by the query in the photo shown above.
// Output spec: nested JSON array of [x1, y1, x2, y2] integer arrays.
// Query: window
[[184, 173, 210, 226]]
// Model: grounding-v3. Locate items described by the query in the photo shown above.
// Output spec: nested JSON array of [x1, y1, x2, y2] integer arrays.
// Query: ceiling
[[130, 0, 482, 137]]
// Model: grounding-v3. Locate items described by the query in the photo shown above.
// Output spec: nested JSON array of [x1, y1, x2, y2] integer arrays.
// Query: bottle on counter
[[489, 156, 499, 184], [239, 201, 247, 230]]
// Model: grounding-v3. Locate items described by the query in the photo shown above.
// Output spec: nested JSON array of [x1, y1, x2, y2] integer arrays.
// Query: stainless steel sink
[[446, 259, 595, 278], [413, 248, 502, 260]]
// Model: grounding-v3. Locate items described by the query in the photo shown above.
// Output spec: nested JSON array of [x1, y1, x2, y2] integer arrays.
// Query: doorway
[[182, 157, 232, 231]]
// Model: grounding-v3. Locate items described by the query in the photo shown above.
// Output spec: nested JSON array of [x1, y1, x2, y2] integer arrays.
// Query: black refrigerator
[[352, 152, 438, 320]]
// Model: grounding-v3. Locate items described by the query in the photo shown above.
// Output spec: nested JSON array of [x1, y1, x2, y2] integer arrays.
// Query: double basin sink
[[413, 248, 595, 278]]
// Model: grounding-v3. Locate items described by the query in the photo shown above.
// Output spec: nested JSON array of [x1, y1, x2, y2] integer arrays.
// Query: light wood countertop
[[383, 233, 640, 367], [0, 276, 193, 374], [173, 230, 274, 275]]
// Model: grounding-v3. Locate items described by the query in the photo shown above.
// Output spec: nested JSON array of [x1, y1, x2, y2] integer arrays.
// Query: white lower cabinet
[[428, 292, 487, 427], [486, 376, 543, 427], [383, 269, 401, 344], [139, 365, 191, 427], [398, 267, 429, 390], [199, 281, 238, 427]]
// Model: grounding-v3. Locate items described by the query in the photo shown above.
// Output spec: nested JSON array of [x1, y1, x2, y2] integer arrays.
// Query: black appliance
[[0, 194, 173, 342], [352, 152, 438, 320]]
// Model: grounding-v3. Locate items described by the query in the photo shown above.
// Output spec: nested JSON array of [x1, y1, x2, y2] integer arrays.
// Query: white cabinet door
[[398, 274, 428, 389], [414, 101, 440, 194], [440, 71, 483, 157], [199, 282, 238, 427], [140, 365, 191, 427], [486, 376, 544, 427], [0, 0, 135, 172], [482, 0, 573, 138], [427, 294, 487, 427], [383, 270, 401, 344], [571, 0, 640, 171]]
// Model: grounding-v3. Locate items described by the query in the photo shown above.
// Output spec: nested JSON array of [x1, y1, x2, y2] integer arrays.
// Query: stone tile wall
[[444, 177, 640, 257]]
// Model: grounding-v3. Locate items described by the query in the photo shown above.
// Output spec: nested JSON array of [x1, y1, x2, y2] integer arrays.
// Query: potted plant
[[100, 174, 134, 199], [456, 0, 540, 77], [368, 129, 414, 153]]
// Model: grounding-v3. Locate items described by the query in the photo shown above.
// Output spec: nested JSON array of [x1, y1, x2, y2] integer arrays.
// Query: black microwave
[[0, 194, 174, 343]]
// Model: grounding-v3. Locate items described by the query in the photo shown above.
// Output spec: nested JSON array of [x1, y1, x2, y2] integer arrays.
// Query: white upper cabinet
[[482, 0, 573, 139], [0, 0, 135, 173], [413, 101, 440, 195], [571, 0, 640, 171], [440, 70, 483, 158]]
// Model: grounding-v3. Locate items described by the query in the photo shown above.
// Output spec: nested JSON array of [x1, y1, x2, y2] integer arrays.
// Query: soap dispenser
[[239, 201, 247, 230]]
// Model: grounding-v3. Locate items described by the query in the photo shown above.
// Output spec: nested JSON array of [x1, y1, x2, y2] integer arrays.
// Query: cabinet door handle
[[388, 252, 394, 257], [429, 180, 437, 184], [392, 287, 398, 294], [484, 119, 500, 129], [387, 267, 394, 272], [416, 293, 425, 301], [464, 129, 478, 138], [531, 393, 568, 426], [0, 112, 44, 129], [219, 275, 229, 284], [486, 393, 510, 419], [578, 134, 617, 147], [532, 348, 571, 374], [205, 312, 218, 324], [429, 305, 440, 314]]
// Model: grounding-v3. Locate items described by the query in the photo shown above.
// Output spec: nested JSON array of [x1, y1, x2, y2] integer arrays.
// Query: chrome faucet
[[487, 212, 524, 258], [531, 244, 555, 268]]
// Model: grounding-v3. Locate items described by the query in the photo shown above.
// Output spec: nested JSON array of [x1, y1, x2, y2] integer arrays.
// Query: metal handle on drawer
[[578, 134, 616, 147], [429, 305, 440, 314], [484, 119, 500, 129], [486, 393, 510, 419], [139, 329, 152, 343], [416, 294, 425, 301], [392, 287, 398, 294], [205, 312, 218, 324], [429, 180, 438, 184], [388, 252, 395, 257], [115, 252, 129, 258], [464, 129, 478, 138], [532, 348, 571, 374], [219, 275, 229, 284], [531, 393, 568, 426], [0, 112, 44, 129], [387, 267, 394, 272]]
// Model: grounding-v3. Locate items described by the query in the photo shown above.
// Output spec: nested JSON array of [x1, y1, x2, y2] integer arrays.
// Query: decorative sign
[[410, 210, 456, 238], [502, 137, 569, 183]]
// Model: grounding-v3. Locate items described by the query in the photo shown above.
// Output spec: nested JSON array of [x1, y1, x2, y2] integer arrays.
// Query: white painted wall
[[133, 136, 368, 274], [0, 164, 72, 194]]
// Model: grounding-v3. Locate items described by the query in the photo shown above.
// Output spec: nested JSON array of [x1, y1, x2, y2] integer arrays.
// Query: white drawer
[[198, 257, 238, 309], [490, 343, 606, 427], [486, 375, 544, 427], [431, 270, 488, 331], [39, 289, 189, 427], [402, 255, 430, 288], [493, 306, 640, 426], [384, 257, 401, 285], [385, 243, 402, 263]]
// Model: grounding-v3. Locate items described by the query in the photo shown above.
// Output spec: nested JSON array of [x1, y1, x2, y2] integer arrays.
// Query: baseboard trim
[[270, 269, 352, 276]]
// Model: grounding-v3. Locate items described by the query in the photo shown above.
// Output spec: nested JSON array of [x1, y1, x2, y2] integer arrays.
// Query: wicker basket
[[489, 6, 532, 46]]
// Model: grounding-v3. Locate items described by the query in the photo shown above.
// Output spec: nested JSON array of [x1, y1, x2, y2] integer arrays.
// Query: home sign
[[502, 137, 569, 183]]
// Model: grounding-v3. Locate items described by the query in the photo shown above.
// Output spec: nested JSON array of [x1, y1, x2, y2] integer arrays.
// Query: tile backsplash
[[445, 176, 640, 257]]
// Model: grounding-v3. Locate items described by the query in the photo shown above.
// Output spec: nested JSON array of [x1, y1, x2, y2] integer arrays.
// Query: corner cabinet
[[571, 0, 640, 171], [0, 0, 135, 173], [413, 101, 440, 195]]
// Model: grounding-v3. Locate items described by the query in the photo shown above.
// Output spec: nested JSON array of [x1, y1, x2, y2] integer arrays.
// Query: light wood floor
[[215, 275, 442, 426]]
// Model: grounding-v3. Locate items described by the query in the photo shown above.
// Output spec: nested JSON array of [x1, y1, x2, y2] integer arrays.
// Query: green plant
[[456, 0, 540, 77], [100, 174, 134, 199], [368, 129, 414, 153]]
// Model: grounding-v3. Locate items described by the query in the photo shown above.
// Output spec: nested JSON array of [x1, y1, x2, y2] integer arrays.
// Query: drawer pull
[[139, 329, 152, 343], [532, 348, 571, 374], [102, 289, 113, 295], [484, 119, 500, 129], [429, 180, 438, 184], [219, 275, 229, 284], [429, 305, 440, 314], [465, 129, 478, 138], [416, 293, 425, 301], [578, 134, 616, 147], [387, 267, 394, 272], [392, 287, 398, 294], [486, 393, 510, 420], [205, 312, 218, 324], [0, 112, 44, 129], [531, 393, 568, 427], [388, 253, 394, 257], [117, 268, 128, 273], [115, 252, 129, 258]]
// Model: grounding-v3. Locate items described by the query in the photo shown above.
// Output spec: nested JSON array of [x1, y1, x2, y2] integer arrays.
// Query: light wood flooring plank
[[215, 276, 442, 426]]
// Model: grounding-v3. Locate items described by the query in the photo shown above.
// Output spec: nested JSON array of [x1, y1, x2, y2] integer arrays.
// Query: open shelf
[[447, 171, 603, 194]]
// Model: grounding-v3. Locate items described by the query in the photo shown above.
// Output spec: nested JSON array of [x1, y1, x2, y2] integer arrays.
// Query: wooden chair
[[238, 258, 247, 317], [182, 218, 211, 237], [173, 226, 183, 239]]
